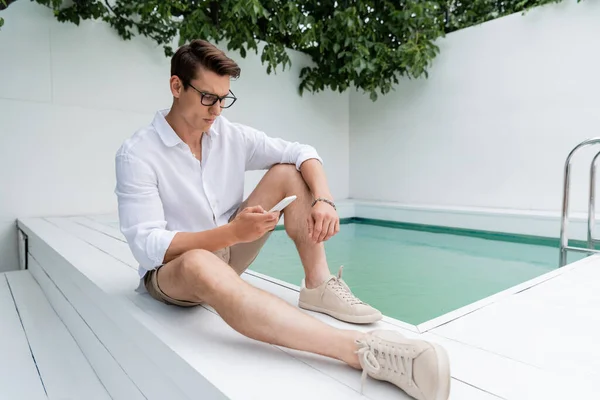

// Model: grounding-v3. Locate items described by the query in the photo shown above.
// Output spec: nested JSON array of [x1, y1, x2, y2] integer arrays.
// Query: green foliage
[[441, 0, 569, 33], [0, 0, 7, 29], [1, 0, 579, 100]]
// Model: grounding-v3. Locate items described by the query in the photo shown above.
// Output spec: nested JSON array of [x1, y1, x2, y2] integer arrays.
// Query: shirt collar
[[153, 109, 220, 147]]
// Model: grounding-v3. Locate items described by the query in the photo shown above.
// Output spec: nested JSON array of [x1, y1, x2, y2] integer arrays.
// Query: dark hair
[[171, 39, 241, 88]]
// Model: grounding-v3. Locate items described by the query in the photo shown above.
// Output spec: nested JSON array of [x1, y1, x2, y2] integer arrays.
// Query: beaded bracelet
[[311, 198, 336, 210]]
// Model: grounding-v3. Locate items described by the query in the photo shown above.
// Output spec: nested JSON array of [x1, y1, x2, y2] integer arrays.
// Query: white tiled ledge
[[316, 199, 597, 241]]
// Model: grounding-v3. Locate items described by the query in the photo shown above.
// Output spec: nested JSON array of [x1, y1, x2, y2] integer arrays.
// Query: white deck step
[[0, 272, 46, 400], [20, 213, 600, 399], [23, 218, 227, 400], [0, 270, 111, 399], [27, 256, 146, 400]]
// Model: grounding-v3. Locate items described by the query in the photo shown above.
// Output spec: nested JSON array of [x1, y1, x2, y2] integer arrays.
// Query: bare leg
[[155, 249, 364, 368], [242, 164, 332, 288]]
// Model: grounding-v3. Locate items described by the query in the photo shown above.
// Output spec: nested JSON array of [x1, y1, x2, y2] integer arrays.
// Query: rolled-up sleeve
[[238, 124, 323, 171], [115, 153, 177, 270]]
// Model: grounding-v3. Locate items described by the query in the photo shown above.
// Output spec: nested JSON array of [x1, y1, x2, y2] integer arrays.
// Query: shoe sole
[[430, 342, 451, 400], [298, 301, 383, 324]]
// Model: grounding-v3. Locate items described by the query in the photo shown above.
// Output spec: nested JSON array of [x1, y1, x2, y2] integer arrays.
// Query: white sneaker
[[299, 266, 382, 324], [356, 330, 451, 400]]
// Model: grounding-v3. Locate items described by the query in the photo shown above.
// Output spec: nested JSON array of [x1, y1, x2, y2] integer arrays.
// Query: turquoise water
[[249, 223, 585, 325]]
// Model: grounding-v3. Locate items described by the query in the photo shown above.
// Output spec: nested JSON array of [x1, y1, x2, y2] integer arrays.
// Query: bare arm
[[299, 159, 340, 243], [162, 206, 279, 264], [162, 225, 237, 264], [300, 159, 334, 201]]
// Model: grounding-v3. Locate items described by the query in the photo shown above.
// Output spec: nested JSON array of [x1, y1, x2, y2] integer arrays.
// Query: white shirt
[[115, 109, 322, 279]]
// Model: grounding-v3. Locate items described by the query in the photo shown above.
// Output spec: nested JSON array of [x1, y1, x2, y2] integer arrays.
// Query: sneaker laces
[[356, 337, 414, 394], [327, 266, 365, 306]]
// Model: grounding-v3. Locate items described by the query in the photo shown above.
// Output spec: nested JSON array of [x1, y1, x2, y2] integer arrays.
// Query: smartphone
[[269, 195, 297, 212]]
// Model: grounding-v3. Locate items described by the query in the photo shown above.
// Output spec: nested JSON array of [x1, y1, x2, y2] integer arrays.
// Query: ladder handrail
[[559, 138, 600, 267], [588, 150, 600, 249]]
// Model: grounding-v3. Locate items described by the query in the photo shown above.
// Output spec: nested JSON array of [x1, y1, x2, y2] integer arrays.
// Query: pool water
[[249, 223, 585, 325]]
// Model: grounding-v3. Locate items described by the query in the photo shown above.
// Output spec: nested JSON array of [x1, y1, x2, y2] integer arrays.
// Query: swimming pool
[[249, 220, 586, 325]]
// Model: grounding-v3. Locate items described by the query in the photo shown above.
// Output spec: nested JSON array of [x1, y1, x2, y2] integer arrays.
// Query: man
[[115, 39, 450, 400]]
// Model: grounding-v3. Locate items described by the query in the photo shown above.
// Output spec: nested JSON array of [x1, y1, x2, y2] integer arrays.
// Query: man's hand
[[229, 206, 280, 243], [308, 201, 340, 243]]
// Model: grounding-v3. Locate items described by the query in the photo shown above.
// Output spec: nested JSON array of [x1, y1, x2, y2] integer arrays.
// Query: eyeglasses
[[187, 82, 237, 109]]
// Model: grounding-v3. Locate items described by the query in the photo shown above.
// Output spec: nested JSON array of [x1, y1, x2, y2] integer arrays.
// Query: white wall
[[0, 1, 349, 272], [350, 0, 600, 215]]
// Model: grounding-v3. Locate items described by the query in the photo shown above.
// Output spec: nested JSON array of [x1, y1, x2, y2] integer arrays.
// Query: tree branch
[[102, 0, 117, 16], [210, 1, 219, 29], [0, 0, 17, 11]]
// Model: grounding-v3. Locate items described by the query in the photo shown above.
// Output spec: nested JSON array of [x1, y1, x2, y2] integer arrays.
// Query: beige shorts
[[144, 203, 274, 307]]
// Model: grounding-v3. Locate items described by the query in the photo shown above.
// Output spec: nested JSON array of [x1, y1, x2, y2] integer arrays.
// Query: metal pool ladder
[[559, 138, 600, 267]]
